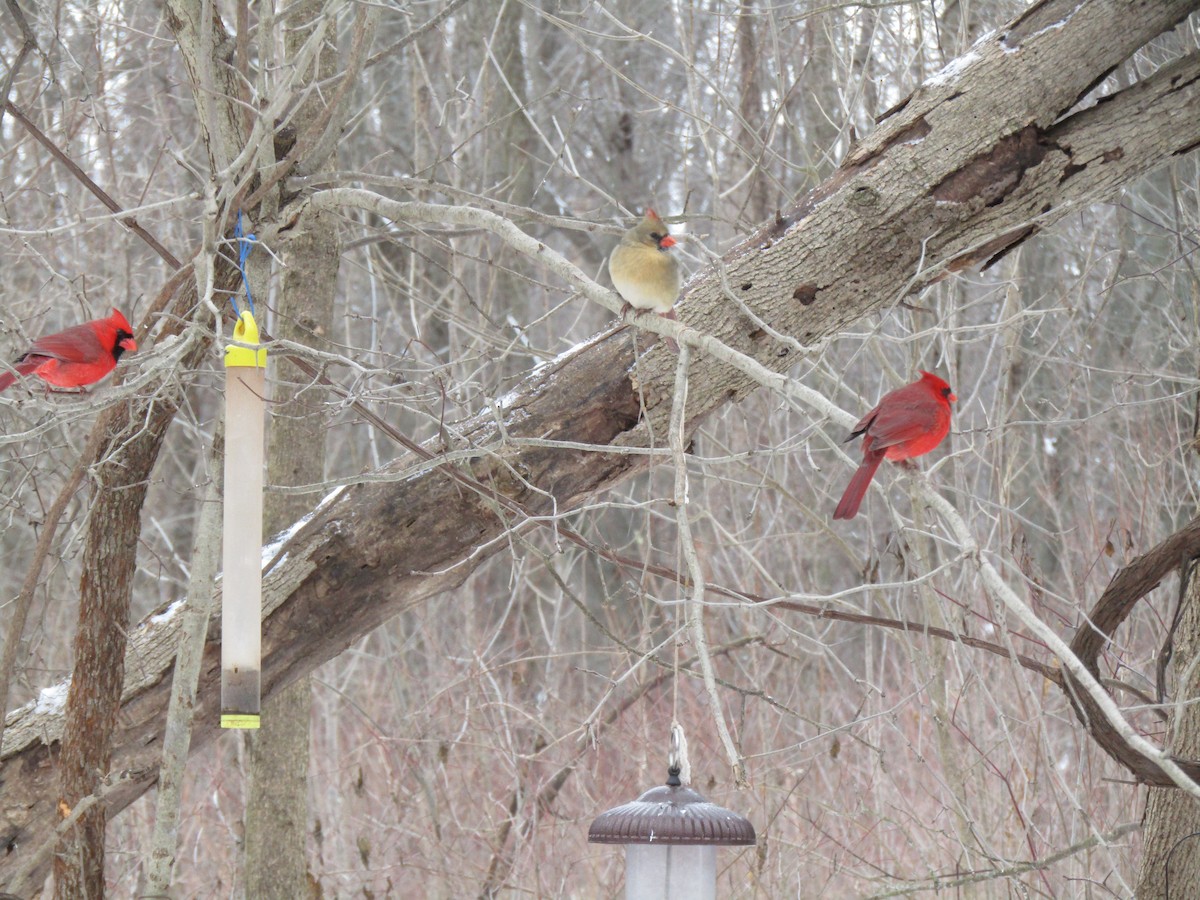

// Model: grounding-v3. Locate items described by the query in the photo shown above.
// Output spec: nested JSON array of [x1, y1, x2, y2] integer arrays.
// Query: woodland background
[[1, 0, 1200, 897]]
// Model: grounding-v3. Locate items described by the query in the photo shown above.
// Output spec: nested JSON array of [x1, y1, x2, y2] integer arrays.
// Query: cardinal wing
[[863, 395, 941, 451], [22, 322, 105, 364]]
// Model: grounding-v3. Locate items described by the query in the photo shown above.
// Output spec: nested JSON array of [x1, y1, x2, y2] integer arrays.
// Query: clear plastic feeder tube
[[221, 312, 266, 728]]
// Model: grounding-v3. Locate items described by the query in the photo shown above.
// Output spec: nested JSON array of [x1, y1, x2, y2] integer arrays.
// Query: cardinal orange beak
[[658, 235, 676, 249]]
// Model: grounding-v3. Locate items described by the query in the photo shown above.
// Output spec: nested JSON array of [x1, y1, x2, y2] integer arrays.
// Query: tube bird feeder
[[589, 767, 756, 899], [220, 310, 267, 729]]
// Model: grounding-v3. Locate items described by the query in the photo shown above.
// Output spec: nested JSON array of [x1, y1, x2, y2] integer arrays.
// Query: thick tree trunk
[[3, 0, 1200, 889], [733, 0, 772, 225], [53, 446, 146, 899], [1137, 568, 1200, 898], [242, 3, 344, 897]]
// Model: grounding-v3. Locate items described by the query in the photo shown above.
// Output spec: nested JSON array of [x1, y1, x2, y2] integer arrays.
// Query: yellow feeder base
[[221, 714, 262, 729]]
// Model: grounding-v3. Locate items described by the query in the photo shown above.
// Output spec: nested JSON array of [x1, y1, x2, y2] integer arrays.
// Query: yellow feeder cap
[[225, 310, 267, 368]]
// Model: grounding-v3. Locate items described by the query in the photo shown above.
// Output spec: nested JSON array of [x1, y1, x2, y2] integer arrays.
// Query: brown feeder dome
[[588, 775, 756, 847]]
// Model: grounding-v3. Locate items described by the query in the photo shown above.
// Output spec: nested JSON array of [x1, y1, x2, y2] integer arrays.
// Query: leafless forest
[[2, 0, 1200, 897]]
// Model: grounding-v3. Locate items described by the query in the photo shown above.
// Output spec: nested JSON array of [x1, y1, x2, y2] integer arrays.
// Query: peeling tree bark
[[3, 0, 1200, 890]]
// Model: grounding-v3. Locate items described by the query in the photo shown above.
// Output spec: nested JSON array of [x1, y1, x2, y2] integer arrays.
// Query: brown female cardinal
[[0, 308, 138, 392], [609, 209, 681, 341], [833, 371, 956, 520]]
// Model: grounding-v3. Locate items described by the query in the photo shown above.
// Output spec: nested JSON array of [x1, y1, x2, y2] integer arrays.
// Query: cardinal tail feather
[[0, 359, 40, 392], [833, 452, 884, 520]]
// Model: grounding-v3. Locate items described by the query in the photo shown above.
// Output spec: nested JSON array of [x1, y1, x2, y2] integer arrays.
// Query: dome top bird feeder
[[589, 730, 755, 899]]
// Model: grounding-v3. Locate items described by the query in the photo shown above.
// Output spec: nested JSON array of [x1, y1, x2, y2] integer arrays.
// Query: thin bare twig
[[2, 101, 184, 269], [0, 0, 38, 131], [866, 822, 1141, 898], [364, 0, 470, 67], [669, 342, 746, 785]]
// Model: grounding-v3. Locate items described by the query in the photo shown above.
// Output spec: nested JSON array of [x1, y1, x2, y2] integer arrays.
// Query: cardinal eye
[[942, 388, 952, 398], [650, 232, 662, 241]]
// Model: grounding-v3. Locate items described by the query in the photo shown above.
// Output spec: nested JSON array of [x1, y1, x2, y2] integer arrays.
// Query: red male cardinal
[[609, 209, 682, 347], [832, 371, 956, 520], [0, 308, 138, 393]]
